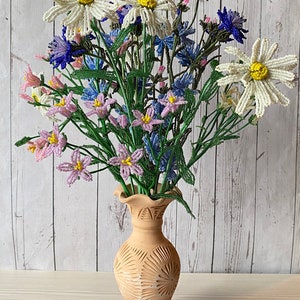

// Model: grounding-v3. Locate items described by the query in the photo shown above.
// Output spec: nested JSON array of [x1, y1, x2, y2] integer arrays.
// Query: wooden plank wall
[[1, 0, 299, 273]]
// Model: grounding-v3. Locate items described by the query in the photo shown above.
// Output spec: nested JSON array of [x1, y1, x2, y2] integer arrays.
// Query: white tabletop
[[0, 271, 299, 299]]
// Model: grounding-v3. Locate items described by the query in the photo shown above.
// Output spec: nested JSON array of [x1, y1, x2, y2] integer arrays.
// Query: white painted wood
[[252, 0, 299, 273], [0, 271, 300, 299], [176, 0, 221, 273], [213, 0, 259, 273], [10, 0, 55, 270], [2, 0, 299, 273], [0, 0, 15, 270]]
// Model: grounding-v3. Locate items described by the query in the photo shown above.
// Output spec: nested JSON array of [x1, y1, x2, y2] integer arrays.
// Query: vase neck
[[126, 199, 171, 246], [128, 218, 168, 249]]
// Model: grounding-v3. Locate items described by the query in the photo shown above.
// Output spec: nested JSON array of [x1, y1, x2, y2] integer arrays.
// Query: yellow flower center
[[32, 93, 40, 103], [74, 160, 83, 171], [121, 157, 132, 166], [250, 62, 269, 80], [142, 114, 151, 124], [168, 95, 176, 104], [137, 0, 157, 9], [55, 97, 66, 107], [27, 144, 36, 153], [93, 99, 102, 107], [48, 79, 54, 87], [48, 132, 58, 144], [78, 0, 94, 5]]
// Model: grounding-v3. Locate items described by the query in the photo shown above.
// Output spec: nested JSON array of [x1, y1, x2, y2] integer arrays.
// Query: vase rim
[[113, 184, 181, 206]]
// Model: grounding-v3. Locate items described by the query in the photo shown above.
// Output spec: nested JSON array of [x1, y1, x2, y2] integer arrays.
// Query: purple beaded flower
[[57, 148, 92, 186], [39, 124, 67, 158], [158, 91, 187, 117], [47, 91, 77, 118], [108, 144, 144, 180], [132, 107, 164, 132]]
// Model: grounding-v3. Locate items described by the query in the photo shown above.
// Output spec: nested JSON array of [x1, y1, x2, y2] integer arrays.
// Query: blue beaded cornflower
[[103, 29, 121, 48], [176, 44, 201, 67], [154, 34, 174, 56], [159, 150, 177, 181], [81, 80, 108, 101], [172, 73, 194, 97], [143, 132, 160, 164], [143, 132, 177, 181], [178, 21, 195, 47], [84, 56, 104, 70], [217, 7, 248, 44], [48, 26, 86, 69], [116, 5, 141, 25]]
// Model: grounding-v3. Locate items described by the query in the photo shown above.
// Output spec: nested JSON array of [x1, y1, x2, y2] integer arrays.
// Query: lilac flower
[[39, 124, 67, 158], [27, 138, 48, 162], [176, 44, 201, 67], [152, 100, 172, 128], [57, 148, 92, 186], [21, 65, 41, 92], [48, 27, 86, 69], [108, 144, 144, 180], [178, 21, 195, 47], [154, 34, 174, 56], [132, 107, 164, 132], [48, 74, 64, 89], [172, 73, 194, 97], [85, 93, 116, 118], [158, 91, 187, 117], [47, 91, 77, 118], [108, 114, 128, 128], [217, 7, 248, 44]]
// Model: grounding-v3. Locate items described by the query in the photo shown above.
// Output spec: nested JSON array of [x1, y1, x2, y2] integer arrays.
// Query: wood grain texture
[[252, 0, 299, 273], [10, 0, 55, 270], [176, 0, 220, 273], [213, 0, 258, 273], [1, 0, 299, 273], [0, 0, 15, 270], [0, 271, 300, 299]]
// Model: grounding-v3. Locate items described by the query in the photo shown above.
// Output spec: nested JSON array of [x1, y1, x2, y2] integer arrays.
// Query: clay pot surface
[[114, 185, 181, 300]]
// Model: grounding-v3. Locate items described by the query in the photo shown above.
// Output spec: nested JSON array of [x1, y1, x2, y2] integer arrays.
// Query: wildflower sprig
[[16, 0, 297, 215]]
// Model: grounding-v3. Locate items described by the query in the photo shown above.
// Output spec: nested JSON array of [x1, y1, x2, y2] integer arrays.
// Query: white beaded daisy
[[119, 0, 177, 37], [216, 38, 298, 117], [43, 0, 119, 40]]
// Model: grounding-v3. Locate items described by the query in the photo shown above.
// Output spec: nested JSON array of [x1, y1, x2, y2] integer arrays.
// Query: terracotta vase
[[113, 185, 181, 300]]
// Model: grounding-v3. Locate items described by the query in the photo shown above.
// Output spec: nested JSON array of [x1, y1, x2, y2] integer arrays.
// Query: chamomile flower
[[43, 0, 119, 40], [216, 38, 298, 117], [118, 0, 177, 37]]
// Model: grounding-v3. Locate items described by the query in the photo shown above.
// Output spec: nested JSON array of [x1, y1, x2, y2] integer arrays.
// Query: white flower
[[119, 0, 177, 37], [43, 0, 119, 40], [32, 87, 60, 122], [216, 38, 298, 117]]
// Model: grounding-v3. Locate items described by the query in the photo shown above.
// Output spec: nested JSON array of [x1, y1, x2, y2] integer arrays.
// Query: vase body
[[113, 185, 181, 300]]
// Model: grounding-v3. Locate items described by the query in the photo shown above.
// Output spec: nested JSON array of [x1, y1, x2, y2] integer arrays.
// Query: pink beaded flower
[[108, 144, 144, 180], [57, 148, 92, 186], [132, 107, 164, 132]]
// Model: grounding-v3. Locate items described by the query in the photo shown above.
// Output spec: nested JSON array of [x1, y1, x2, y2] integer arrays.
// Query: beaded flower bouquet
[[16, 0, 297, 298]]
